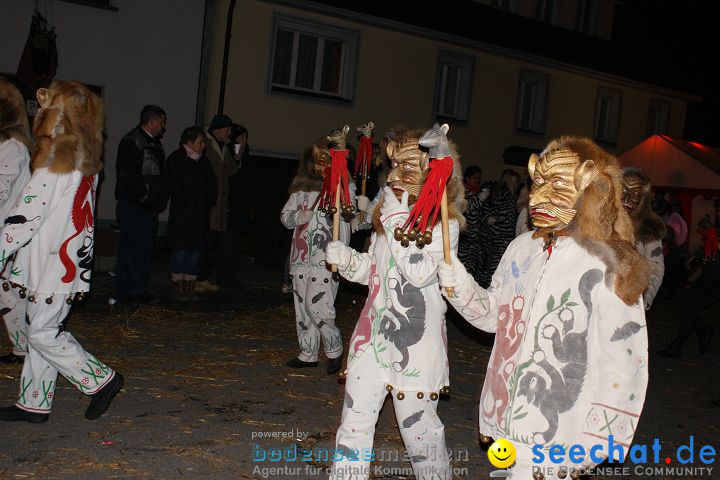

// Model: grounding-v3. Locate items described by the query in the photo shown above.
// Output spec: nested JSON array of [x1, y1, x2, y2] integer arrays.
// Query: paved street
[[0, 256, 717, 480]]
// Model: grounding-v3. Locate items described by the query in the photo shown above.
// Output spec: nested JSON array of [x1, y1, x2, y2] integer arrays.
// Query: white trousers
[[330, 366, 451, 480], [16, 293, 115, 413], [1, 284, 27, 356], [291, 268, 342, 362]]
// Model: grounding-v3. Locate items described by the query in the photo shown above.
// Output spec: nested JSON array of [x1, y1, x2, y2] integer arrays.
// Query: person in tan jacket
[[197, 114, 239, 292]]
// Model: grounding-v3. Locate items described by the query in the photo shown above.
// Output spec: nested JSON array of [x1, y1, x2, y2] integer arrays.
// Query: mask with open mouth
[[528, 148, 595, 230], [386, 138, 429, 205]]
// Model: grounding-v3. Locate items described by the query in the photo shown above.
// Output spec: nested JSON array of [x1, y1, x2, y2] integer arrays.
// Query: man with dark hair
[[114, 105, 169, 304]]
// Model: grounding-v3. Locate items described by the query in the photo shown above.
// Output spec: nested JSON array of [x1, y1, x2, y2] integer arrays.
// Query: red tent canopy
[[619, 135, 720, 191]]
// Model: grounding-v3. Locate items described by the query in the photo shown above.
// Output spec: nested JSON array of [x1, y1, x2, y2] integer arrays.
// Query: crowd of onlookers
[[113, 106, 256, 304]]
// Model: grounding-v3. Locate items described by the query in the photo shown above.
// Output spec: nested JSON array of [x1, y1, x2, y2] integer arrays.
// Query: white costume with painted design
[[0, 138, 31, 356], [445, 233, 648, 478], [329, 209, 458, 480], [281, 186, 354, 362], [0, 168, 115, 412]]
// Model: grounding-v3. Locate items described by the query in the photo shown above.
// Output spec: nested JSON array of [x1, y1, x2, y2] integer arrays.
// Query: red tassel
[[403, 156, 454, 233], [355, 136, 374, 176], [317, 149, 351, 210]]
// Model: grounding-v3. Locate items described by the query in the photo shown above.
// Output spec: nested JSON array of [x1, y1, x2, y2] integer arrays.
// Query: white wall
[[0, 0, 206, 221]]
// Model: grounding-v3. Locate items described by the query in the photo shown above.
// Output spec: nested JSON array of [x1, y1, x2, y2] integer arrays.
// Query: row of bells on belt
[[394, 227, 433, 248], [2, 282, 84, 304]]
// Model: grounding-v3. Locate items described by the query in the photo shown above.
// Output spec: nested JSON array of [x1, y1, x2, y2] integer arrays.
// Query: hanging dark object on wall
[[16, 9, 59, 97]]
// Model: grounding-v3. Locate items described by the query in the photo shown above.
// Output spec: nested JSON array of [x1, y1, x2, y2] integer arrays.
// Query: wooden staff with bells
[[320, 126, 354, 276], [355, 122, 374, 223]]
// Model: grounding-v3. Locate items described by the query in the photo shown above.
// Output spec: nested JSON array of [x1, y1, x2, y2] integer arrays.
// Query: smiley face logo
[[488, 438, 516, 468]]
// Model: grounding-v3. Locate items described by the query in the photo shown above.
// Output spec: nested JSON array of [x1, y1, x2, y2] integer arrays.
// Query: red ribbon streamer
[[355, 136, 374, 176], [317, 149, 351, 210], [403, 156, 454, 233]]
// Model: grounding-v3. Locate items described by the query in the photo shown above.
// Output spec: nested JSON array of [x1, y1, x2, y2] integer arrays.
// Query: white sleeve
[[280, 192, 301, 229], [338, 237, 374, 286]]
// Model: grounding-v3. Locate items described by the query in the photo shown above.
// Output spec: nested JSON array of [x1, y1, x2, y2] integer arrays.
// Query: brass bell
[[396, 392, 405, 400], [28, 295, 35, 303], [557, 467, 568, 479], [2, 282, 8, 292], [385, 384, 393, 392], [347, 205, 355, 213], [440, 386, 450, 395], [46, 297, 53, 304], [569, 468, 580, 479], [400, 235, 410, 248], [415, 234, 425, 247], [532, 472, 544, 480], [407, 228, 417, 240], [330, 206, 338, 215], [394, 227, 404, 241], [76, 292, 86, 302], [479, 435, 493, 444], [66, 297, 73, 305], [430, 392, 439, 401], [338, 370, 347, 380], [424, 231, 433, 245], [416, 392, 424, 399], [19, 288, 26, 299]]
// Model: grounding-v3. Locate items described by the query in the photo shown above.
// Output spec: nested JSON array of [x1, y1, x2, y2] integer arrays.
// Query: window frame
[[491, 0, 518, 13], [575, 0, 597, 35], [593, 87, 623, 145], [647, 98, 671, 136], [433, 50, 474, 123], [535, 0, 558, 25], [515, 70, 549, 135], [268, 14, 359, 104]]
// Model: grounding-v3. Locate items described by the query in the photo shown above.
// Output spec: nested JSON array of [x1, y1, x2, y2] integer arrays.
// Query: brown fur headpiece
[[0, 77, 31, 149], [288, 137, 330, 194], [31, 80, 103, 176], [623, 166, 667, 243], [538, 136, 649, 305]]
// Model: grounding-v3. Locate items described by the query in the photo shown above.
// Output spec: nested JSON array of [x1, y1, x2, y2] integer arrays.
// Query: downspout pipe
[[218, 0, 237, 114]]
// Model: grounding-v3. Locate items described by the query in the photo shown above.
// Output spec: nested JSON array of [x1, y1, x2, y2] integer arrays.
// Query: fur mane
[[0, 77, 32, 149], [372, 128, 466, 233], [624, 167, 667, 243], [288, 137, 329, 193], [545, 136, 650, 305], [31, 80, 103, 176]]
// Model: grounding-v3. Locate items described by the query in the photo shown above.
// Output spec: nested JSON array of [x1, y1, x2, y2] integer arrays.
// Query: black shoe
[[327, 357, 342, 374], [0, 352, 24, 364], [286, 358, 318, 368], [85, 373, 124, 420], [0, 405, 48, 423], [699, 326, 714, 354], [656, 344, 682, 359], [134, 292, 159, 305]]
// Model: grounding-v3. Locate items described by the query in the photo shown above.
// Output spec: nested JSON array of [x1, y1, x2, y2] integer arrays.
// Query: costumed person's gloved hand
[[438, 251, 473, 297], [479, 188, 490, 201], [486, 216, 497, 225], [325, 241, 352, 270], [357, 195, 370, 213], [380, 186, 409, 218], [296, 209, 314, 225]]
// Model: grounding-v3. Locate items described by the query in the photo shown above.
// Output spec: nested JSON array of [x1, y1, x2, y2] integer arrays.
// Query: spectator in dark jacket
[[166, 127, 217, 301], [114, 105, 169, 304], [217, 124, 255, 285]]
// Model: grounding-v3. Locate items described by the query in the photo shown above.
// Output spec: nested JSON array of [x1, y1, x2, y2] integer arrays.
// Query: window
[[492, 0, 517, 13], [515, 71, 549, 134], [58, 0, 117, 11], [434, 51, 474, 122], [575, 0, 597, 35], [269, 15, 359, 103], [647, 99, 671, 136], [535, 0, 558, 24], [594, 87, 622, 144]]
